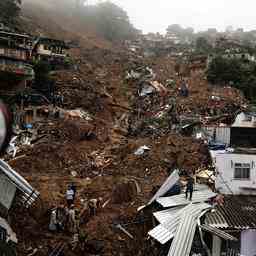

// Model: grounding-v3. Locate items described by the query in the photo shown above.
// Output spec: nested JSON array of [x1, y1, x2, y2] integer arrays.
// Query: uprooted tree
[[0, 0, 21, 26]]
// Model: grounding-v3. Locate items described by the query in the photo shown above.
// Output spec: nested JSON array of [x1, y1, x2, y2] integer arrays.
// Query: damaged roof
[[0, 160, 39, 208], [167, 203, 211, 256], [199, 224, 238, 241], [156, 190, 217, 208], [148, 169, 179, 205], [205, 196, 256, 230]]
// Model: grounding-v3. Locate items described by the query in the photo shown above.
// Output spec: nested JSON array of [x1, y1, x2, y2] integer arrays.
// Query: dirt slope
[[20, 0, 112, 48]]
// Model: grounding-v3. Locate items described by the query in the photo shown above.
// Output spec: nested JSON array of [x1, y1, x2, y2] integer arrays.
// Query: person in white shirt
[[66, 185, 75, 207]]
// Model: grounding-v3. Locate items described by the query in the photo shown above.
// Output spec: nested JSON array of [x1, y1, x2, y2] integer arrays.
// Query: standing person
[[70, 183, 77, 201], [66, 185, 75, 208], [49, 207, 57, 232], [186, 175, 194, 201], [88, 199, 98, 216], [56, 204, 67, 231], [67, 205, 76, 233]]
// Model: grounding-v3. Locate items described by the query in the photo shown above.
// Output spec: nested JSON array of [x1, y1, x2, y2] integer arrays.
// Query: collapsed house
[[145, 110, 256, 256], [146, 170, 232, 256], [0, 160, 39, 254], [0, 30, 35, 88], [0, 28, 71, 130], [32, 37, 70, 67]]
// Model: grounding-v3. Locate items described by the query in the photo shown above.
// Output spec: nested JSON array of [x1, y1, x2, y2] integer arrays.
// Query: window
[[234, 163, 250, 179]]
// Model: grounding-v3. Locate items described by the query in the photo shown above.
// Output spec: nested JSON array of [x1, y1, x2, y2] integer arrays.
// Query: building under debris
[[0, 30, 35, 86], [0, 160, 39, 255]]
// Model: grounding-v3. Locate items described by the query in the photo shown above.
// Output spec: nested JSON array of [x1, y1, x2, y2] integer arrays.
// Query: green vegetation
[[79, 2, 139, 42], [0, 0, 21, 26], [195, 37, 213, 54], [207, 56, 256, 102]]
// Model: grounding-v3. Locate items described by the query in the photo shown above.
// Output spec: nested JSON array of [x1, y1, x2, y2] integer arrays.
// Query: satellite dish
[[0, 101, 12, 154]]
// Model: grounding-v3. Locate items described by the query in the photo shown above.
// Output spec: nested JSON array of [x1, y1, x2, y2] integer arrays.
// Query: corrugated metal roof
[[156, 190, 217, 208], [167, 204, 212, 256], [199, 224, 237, 241], [148, 203, 212, 245], [153, 206, 184, 224], [0, 160, 39, 207], [194, 183, 211, 191], [205, 209, 229, 229], [148, 169, 179, 205], [205, 196, 256, 230], [149, 207, 184, 244]]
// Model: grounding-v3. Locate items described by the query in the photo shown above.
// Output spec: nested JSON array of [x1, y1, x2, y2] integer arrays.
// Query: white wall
[[232, 112, 256, 128], [241, 229, 256, 256], [37, 44, 52, 55], [214, 152, 256, 195]]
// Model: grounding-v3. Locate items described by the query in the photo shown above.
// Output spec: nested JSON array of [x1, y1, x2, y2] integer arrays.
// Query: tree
[[207, 56, 243, 84], [0, 0, 21, 26], [90, 2, 137, 41], [195, 37, 212, 53], [207, 56, 256, 101]]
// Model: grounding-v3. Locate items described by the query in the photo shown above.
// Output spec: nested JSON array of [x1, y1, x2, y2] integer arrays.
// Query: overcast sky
[[88, 0, 256, 33]]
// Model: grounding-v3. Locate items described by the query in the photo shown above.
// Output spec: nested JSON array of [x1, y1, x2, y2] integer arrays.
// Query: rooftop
[[205, 196, 256, 230], [210, 148, 256, 157]]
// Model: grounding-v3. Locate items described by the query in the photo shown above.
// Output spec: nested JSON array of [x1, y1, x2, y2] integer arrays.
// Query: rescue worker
[[49, 207, 57, 232], [67, 205, 76, 233], [88, 198, 98, 216], [56, 204, 68, 231], [185, 175, 194, 201], [70, 183, 77, 200], [66, 185, 75, 207]]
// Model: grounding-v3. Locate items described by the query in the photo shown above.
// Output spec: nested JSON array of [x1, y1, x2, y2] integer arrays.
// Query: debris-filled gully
[[2, 45, 246, 256]]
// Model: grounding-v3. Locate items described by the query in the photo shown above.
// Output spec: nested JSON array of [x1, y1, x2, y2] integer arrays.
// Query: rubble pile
[[4, 38, 248, 256]]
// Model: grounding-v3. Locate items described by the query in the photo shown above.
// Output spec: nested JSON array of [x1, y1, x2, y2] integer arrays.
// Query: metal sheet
[[149, 203, 212, 245], [153, 206, 184, 224], [156, 190, 217, 208], [149, 207, 184, 244], [199, 224, 237, 241], [0, 160, 39, 207], [167, 204, 212, 256], [0, 173, 16, 210], [216, 127, 230, 146], [148, 169, 179, 205]]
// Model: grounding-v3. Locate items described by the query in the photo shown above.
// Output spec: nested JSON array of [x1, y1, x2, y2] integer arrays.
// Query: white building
[[206, 111, 256, 256], [232, 112, 256, 128], [211, 149, 256, 195]]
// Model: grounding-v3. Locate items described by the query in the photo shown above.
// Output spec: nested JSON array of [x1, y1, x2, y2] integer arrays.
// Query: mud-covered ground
[[7, 45, 245, 256]]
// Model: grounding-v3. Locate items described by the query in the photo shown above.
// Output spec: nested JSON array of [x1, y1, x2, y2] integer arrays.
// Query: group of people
[[49, 183, 77, 233], [49, 183, 103, 235], [49, 204, 77, 233]]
